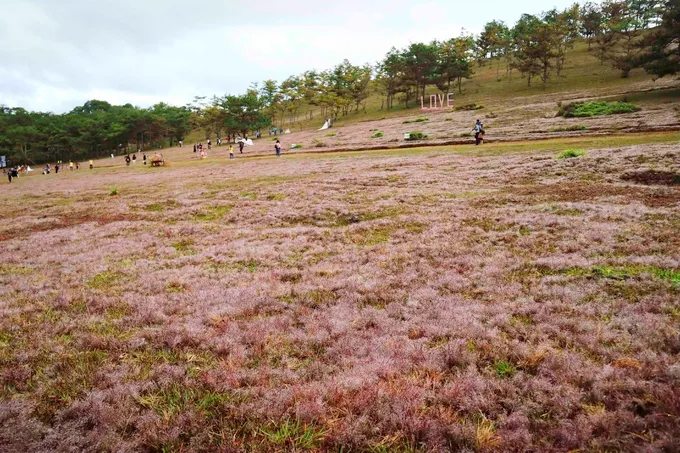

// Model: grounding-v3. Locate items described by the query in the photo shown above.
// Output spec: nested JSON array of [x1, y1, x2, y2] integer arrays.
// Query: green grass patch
[[266, 193, 287, 201], [324, 132, 336, 137], [240, 191, 257, 200], [259, 419, 327, 449], [109, 188, 118, 196], [86, 270, 122, 290], [444, 117, 453, 121], [172, 239, 195, 254], [0, 265, 33, 276], [136, 384, 246, 421], [557, 149, 585, 159], [193, 205, 232, 221], [371, 131, 384, 138], [403, 117, 429, 124], [291, 144, 303, 149], [494, 360, 516, 378], [557, 101, 641, 118]]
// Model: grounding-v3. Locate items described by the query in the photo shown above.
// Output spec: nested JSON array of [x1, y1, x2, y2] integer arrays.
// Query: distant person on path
[[179, 140, 183, 147], [279, 128, 283, 136], [193, 144, 197, 153], [275, 139, 281, 157], [76, 162, 79, 169], [473, 119, 484, 145], [125, 155, 131, 166], [207, 139, 212, 150], [55, 163, 60, 174], [239, 140, 245, 154], [8, 167, 17, 183], [229, 144, 234, 160], [89, 159, 94, 169], [143, 153, 147, 165], [132, 154, 137, 163], [43, 164, 50, 175], [69, 161, 74, 171]]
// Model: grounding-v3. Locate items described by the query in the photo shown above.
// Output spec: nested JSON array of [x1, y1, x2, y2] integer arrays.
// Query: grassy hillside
[[183, 39, 667, 145]]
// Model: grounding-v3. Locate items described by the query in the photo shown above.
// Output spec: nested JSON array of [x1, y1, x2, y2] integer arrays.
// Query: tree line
[[1, 0, 677, 165]]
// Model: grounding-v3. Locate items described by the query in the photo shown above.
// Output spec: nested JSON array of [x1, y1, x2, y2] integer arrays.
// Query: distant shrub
[[371, 131, 384, 138], [558, 149, 585, 159], [486, 112, 498, 118], [109, 188, 118, 196], [312, 139, 327, 148], [459, 132, 472, 137], [404, 131, 428, 141], [455, 103, 484, 111], [403, 117, 428, 124], [444, 117, 453, 121], [291, 144, 302, 149], [557, 101, 640, 118], [324, 132, 336, 137], [550, 125, 588, 132]]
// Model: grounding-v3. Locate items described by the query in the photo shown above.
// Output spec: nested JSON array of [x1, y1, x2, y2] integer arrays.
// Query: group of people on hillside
[[124, 153, 148, 165]]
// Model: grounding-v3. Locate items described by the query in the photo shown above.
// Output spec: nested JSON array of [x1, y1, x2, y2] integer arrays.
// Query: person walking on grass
[[89, 159, 93, 169], [473, 119, 484, 145], [229, 144, 234, 160], [55, 162, 60, 174], [275, 139, 281, 157], [143, 153, 147, 165], [193, 144, 197, 153], [239, 140, 245, 154], [125, 155, 131, 166], [69, 161, 74, 171]]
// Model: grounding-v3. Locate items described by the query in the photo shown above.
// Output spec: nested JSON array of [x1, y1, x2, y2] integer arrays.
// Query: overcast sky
[[1, 0, 594, 113]]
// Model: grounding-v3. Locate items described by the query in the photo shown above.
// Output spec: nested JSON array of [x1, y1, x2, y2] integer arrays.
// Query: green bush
[[455, 103, 484, 111], [403, 117, 429, 124], [557, 101, 640, 118], [371, 131, 384, 138], [405, 131, 428, 141], [558, 149, 585, 159], [292, 144, 302, 149], [324, 132, 336, 137], [109, 188, 118, 196]]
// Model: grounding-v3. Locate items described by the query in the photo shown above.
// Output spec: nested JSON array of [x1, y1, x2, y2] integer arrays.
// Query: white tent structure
[[318, 119, 331, 131]]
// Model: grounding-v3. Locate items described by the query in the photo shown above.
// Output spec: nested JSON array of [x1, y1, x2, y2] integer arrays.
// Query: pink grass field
[[1, 136, 679, 452]]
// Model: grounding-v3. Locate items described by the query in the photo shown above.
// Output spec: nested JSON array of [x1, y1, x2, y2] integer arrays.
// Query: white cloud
[[0, 0, 597, 112]]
